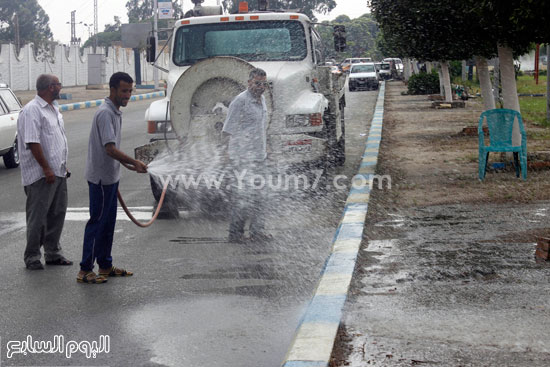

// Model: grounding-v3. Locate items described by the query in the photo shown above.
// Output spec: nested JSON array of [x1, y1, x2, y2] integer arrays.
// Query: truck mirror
[[333, 25, 346, 52], [146, 36, 156, 63]]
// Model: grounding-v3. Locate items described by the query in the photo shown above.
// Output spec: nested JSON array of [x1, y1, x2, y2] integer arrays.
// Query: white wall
[[0, 43, 169, 91]]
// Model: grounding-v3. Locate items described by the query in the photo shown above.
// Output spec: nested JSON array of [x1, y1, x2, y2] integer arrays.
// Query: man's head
[[109, 72, 134, 108], [247, 68, 267, 99], [36, 74, 62, 102]]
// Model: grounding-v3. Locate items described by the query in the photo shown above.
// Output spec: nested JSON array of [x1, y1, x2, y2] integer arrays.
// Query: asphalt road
[[0, 88, 377, 367]]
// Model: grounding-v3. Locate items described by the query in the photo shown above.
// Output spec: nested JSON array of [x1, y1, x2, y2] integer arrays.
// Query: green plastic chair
[[478, 108, 527, 180]]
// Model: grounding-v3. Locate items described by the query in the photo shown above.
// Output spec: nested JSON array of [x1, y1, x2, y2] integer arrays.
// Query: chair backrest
[[478, 108, 524, 148]]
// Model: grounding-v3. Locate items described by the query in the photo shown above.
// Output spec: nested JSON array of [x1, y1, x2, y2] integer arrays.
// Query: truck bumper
[[135, 133, 327, 167]]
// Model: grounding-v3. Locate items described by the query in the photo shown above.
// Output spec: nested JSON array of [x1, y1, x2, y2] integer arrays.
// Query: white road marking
[[0, 207, 156, 237]]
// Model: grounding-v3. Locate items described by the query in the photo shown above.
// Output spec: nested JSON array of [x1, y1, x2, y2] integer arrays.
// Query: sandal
[[46, 257, 73, 266], [77, 271, 108, 284], [99, 266, 133, 277]]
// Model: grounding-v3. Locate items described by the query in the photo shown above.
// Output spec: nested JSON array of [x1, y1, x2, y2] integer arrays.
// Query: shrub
[[407, 71, 440, 95]]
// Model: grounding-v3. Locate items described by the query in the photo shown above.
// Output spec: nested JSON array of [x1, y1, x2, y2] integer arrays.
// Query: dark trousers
[[80, 181, 118, 272], [23, 177, 68, 265]]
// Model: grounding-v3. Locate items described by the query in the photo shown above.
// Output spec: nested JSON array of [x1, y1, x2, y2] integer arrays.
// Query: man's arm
[[104, 143, 147, 173], [28, 143, 55, 184]]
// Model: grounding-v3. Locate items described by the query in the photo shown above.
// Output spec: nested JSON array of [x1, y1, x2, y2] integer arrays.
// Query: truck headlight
[[286, 113, 322, 128]]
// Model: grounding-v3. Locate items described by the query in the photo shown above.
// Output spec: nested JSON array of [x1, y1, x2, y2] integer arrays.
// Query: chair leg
[[479, 151, 488, 180], [483, 152, 490, 179], [520, 152, 527, 180], [513, 152, 520, 178]]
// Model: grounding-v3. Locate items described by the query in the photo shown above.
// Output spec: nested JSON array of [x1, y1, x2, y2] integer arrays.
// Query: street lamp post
[[153, 0, 159, 89]]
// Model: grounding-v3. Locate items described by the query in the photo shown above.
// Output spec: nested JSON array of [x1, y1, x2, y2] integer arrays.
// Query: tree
[[221, 0, 336, 21], [104, 16, 122, 33], [81, 17, 122, 49], [126, 0, 183, 23], [317, 14, 381, 62], [0, 0, 53, 55], [369, 0, 497, 102]]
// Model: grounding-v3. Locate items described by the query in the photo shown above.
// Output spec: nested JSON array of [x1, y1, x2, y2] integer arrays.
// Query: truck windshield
[[351, 65, 375, 73], [173, 20, 307, 65]]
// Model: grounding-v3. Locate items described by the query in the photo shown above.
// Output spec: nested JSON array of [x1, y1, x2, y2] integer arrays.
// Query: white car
[[383, 57, 404, 77], [375, 62, 392, 80], [0, 84, 22, 169], [348, 63, 379, 91], [340, 57, 373, 73]]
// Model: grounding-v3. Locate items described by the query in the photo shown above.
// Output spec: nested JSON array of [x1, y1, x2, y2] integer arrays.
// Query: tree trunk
[[403, 58, 411, 81], [438, 66, 444, 97], [440, 60, 453, 103], [426, 62, 432, 73], [412, 60, 419, 74], [491, 57, 501, 108], [475, 55, 496, 110], [498, 45, 521, 145], [547, 44, 550, 121], [462, 60, 468, 81]]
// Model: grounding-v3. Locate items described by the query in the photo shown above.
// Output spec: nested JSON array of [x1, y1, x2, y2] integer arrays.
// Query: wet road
[[0, 87, 377, 366]]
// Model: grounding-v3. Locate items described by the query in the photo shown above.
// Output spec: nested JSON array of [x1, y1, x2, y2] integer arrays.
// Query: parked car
[[375, 62, 392, 80], [340, 57, 373, 73], [0, 83, 22, 169], [348, 62, 379, 91], [383, 57, 404, 79]]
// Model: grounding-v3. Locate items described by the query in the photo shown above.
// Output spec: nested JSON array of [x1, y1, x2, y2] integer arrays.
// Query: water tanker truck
[[136, 0, 347, 214]]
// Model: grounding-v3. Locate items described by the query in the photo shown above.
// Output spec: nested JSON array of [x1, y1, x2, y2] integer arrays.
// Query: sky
[[37, 0, 370, 45]]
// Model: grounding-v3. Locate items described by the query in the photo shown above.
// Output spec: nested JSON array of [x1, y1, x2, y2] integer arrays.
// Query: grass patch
[[517, 74, 548, 94], [519, 97, 550, 126]]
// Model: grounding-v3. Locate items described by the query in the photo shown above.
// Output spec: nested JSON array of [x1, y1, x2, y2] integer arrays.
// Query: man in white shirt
[[17, 74, 72, 270], [222, 68, 271, 243]]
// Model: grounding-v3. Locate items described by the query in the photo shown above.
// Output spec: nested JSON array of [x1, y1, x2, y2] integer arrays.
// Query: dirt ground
[[329, 81, 550, 366], [378, 81, 550, 208]]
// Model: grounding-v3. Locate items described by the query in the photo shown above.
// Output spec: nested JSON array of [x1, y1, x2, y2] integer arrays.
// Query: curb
[[282, 82, 386, 367], [58, 91, 166, 112]]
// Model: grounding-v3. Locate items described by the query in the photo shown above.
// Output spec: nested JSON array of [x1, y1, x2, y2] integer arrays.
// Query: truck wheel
[[324, 108, 345, 167], [349, 84, 355, 92], [3, 138, 19, 169]]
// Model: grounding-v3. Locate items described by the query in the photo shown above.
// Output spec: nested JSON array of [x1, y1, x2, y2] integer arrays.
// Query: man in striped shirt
[[17, 74, 72, 270]]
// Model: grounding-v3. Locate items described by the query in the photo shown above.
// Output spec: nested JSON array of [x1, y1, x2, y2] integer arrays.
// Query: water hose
[[117, 179, 170, 228]]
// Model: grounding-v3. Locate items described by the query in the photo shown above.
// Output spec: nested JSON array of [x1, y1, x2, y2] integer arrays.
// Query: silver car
[[0, 84, 22, 169]]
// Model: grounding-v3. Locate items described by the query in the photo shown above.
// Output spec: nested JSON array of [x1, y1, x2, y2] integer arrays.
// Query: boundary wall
[[0, 43, 169, 91]]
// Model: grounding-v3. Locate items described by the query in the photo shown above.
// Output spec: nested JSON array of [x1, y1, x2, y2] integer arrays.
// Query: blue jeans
[[80, 181, 119, 272]]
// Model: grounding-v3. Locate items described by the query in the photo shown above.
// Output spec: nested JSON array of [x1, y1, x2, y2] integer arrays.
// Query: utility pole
[[94, 0, 98, 52], [153, 0, 159, 89], [70, 10, 79, 45]]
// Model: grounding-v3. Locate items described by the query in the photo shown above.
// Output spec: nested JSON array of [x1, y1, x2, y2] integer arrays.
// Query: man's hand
[[134, 160, 148, 173], [105, 143, 147, 173], [44, 167, 55, 184]]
